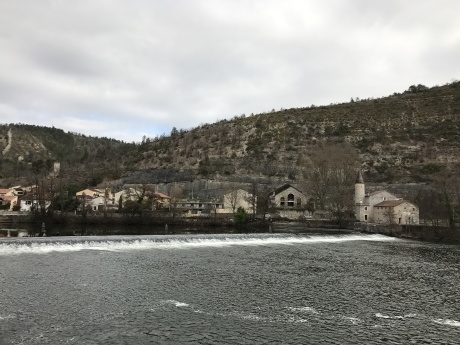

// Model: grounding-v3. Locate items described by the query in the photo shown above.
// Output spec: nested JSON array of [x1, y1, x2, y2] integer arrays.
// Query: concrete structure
[[354, 171, 419, 224]]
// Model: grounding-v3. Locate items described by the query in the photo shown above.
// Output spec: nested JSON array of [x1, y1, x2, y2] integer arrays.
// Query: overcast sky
[[1, 1, 459, 142]]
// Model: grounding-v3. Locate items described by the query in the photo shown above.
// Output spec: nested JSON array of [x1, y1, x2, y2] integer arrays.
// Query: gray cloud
[[0, 0, 459, 141]]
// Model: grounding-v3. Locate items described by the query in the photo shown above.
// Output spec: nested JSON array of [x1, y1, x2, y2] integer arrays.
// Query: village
[[0, 171, 419, 227]]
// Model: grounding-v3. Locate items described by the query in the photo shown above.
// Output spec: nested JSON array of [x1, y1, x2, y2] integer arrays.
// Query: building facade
[[354, 172, 419, 224]]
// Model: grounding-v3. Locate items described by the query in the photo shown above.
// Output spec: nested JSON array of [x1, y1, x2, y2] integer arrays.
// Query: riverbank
[[0, 213, 352, 237], [354, 222, 460, 244], [0, 213, 270, 236], [5, 213, 458, 243]]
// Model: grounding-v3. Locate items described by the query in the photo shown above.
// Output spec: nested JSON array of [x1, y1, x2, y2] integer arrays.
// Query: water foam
[[0, 314, 15, 321], [375, 313, 417, 320], [433, 319, 460, 327], [343, 317, 362, 325], [287, 306, 320, 314], [160, 300, 190, 308], [0, 234, 397, 256]]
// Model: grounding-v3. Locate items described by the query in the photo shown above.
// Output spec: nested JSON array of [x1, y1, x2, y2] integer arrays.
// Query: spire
[[355, 171, 364, 184]]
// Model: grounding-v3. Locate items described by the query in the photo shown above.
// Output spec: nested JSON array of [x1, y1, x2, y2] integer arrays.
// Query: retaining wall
[[354, 222, 460, 243]]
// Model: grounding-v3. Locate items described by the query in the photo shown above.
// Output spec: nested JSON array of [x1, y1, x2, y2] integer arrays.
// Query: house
[[220, 189, 255, 215], [269, 184, 311, 219], [354, 171, 419, 224], [116, 188, 171, 211], [0, 188, 19, 210], [148, 191, 171, 209], [170, 188, 255, 218], [19, 193, 52, 212], [78, 187, 172, 213], [173, 199, 224, 217], [86, 195, 119, 212], [76, 188, 105, 199], [11, 186, 25, 197], [0, 186, 24, 197]]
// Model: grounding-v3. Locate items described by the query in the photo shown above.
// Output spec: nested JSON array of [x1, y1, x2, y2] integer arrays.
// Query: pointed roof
[[272, 183, 306, 196], [355, 171, 364, 184]]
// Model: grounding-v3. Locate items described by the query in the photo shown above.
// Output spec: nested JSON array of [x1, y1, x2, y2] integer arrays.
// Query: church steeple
[[355, 170, 364, 184]]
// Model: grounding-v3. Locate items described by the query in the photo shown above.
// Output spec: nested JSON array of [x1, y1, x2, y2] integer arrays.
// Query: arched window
[[280, 197, 285, 206], [288, 194, 294, 207]]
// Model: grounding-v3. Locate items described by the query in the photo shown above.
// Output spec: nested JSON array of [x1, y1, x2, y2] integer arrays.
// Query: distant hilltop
[[1, 80, 460, 186]]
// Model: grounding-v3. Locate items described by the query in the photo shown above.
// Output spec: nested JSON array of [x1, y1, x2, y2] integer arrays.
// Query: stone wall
[[354, 222, 460, 243]]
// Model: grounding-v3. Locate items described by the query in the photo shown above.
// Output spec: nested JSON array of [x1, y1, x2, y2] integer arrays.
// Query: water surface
[[1, 233, 459, 344]]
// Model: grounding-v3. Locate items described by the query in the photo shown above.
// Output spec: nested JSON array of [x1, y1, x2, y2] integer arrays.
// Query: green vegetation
[[234, 207, 249, 226]]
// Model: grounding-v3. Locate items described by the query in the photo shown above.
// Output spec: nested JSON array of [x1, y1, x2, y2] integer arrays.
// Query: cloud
[[0, 0, 459, 141]]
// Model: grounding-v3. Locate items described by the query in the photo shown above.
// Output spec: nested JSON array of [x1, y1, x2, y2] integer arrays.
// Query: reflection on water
[[1, 233, 459, 344]]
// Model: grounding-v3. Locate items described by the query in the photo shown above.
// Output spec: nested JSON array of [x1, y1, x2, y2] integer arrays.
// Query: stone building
[[355, 172, 419, 225], [269, 184, 311, 219]]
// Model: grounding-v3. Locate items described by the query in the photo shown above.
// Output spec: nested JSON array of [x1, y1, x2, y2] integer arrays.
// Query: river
[[0, 233, 459, 344]]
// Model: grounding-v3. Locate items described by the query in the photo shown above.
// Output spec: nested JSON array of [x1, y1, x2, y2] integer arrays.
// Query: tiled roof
[[154, 192, 171, 199], [272, 184, 305, 195], [374, 199, 406, 207]]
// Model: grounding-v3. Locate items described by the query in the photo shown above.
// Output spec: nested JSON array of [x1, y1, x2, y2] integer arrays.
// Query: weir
[[0, 233, 397, 256]]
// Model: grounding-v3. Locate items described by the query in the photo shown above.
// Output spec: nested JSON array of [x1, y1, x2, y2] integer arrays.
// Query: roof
[[153, 192, 171, 199], [20, 193, 52, 201], [355, 171, 364, 184], [272, 184, 305, 196], [374, 199, 406, 207]]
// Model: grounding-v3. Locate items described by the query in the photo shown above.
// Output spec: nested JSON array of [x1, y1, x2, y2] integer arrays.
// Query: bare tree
[[432, 167, 460, 228], [169, 183, 184, 219], [301, 142, 359, 221], [244, 180, 259, 220], [227, 190, 242, 215], [123, 184, 155, 217]]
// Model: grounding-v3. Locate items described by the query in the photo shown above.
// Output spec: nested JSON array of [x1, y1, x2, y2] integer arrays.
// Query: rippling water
[[1, 233, 459, 344]]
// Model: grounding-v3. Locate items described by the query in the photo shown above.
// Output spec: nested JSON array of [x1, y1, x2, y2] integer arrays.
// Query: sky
[[1, 1, 459, 142]]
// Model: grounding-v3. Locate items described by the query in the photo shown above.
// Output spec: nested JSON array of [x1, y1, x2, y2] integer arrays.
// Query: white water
[[0, 234, 397, 256], [0, 234, 397, 255], [151, 300, 459, 328], [433, 319, 460, 327]]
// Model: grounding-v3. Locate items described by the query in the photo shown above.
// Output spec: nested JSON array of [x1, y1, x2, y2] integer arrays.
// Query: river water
[[0, 233, 459, 344]]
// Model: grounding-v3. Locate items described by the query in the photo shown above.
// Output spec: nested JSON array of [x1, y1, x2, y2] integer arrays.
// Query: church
[[354, 172, 419, 225]]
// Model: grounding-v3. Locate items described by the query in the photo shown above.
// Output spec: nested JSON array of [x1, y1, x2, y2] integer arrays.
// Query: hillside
[[1, 81, 460, 186], [134, 81, 460, 183]]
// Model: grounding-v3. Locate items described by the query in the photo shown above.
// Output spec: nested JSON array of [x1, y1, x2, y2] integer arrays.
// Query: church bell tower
[[354, 171, 365, 205]]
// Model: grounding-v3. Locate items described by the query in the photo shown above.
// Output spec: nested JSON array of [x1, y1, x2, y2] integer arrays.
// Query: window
[[364, 207, 367, 210], [287, 194, 294, 207], [26, 200, 32, 205], [297, 198, 302, 206], [364, 215, 367, 221], [280, 197, 285, 206]]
